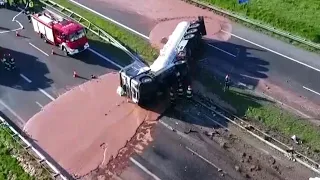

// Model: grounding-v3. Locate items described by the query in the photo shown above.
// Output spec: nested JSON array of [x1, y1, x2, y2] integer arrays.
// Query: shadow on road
[[0, 47, 53, 91], [140, 40, 274, 130], [0, 26, 10, 31], [205, 40, 269, 83], [186, 40, 275, 119]]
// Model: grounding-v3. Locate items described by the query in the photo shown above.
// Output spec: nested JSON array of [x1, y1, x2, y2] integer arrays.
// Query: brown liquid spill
[[24, 73, 162, 177]]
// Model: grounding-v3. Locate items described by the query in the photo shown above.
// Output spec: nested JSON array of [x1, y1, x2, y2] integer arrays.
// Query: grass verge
[[195, 67, 320, 155], [0, 125, 52, 179], [50, 0, 159, 64], [197, 0, 320, 44]]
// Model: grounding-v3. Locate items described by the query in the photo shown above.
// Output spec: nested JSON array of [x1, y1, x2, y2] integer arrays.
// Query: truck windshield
[[68, 29, 85, 42]]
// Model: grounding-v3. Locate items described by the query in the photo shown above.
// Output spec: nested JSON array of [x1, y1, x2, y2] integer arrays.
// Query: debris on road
[[235, 165, 240, 172], [291, 134, 300, 144]]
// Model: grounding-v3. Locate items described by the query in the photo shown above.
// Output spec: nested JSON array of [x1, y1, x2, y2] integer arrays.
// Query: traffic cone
[[51, 48, 55, 55], [73, 71, 78, 78]]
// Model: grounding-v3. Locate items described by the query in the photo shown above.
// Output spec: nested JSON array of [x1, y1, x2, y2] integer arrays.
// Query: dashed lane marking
[[73, 0, 320, 75], [37, 88, 55, 101], [185, 146, 222, 170], [207, 43, 236, 57], [20, 73, 56, 101], [19, 73, 32, 83], [28, 42, 49, 56], [68, 0, 149, 39], [35, 101, 44, 108], [129, 157, 162, 180], [0, 99, 25, 126], [221, 29, 320, 73], [303, 86, 320, 96]]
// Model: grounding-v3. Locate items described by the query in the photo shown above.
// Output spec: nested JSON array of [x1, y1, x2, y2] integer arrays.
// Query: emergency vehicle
[[31, 10, 89, 55], [117, 16, 206, 105]]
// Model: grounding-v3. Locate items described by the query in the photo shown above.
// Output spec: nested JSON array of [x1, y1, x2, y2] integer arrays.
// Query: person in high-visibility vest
[[28, 0, 34, 14], [177, 82, 184, 97], [169, 87, 176, 105], [186, 85, 192, 99], [224, 74, 230, 92]]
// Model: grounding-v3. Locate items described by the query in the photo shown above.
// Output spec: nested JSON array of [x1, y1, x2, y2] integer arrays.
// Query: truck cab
[[53, 20, 89, 55], [31, 10, 89, 55]]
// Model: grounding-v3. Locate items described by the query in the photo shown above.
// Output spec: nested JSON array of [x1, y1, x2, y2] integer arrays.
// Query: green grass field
[[198, 0, 320, 43], [0, 125, 48, 180], [0, 126, 32, 180]]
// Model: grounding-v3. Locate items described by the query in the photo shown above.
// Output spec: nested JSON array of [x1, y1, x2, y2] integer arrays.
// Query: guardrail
[[185, 0, 320, 50], [0, 116, 67, 180], [39, 0, 141, 63]]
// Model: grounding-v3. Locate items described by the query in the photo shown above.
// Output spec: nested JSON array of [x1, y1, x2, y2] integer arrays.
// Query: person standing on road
[[224, 74, 230, 92], [169, 87, 176, 106], [186, 85, 193, 99]]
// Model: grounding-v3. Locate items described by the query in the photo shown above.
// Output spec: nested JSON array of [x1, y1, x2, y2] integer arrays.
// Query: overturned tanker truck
[[117, 16, 207, 105]]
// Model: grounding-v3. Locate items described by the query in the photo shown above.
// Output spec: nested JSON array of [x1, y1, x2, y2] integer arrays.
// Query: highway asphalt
[[1, 4, 318, 180], [117, 111, 245, 180], [0, 8, 242, 180], [0, 9, 122, 127], [72, 0, 320, 105]]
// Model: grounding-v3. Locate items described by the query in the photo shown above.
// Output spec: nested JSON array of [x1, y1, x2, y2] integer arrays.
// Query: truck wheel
[[140, 76, 152, 84], [189, 23, 200, 29], [184, 33, 195, 40], [186, 28, 198, 35]]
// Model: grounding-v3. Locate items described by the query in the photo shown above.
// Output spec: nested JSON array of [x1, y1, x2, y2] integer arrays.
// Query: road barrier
[[184, 0, 320, 50], [0, 116, 68, 180], [39, 0, 142, 63]]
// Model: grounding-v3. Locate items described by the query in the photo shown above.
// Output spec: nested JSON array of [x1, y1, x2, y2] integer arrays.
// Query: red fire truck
[[31, 10, 89, 55]]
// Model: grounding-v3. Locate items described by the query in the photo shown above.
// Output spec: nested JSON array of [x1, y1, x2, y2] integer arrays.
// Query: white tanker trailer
[[117, 16, 207, 105]]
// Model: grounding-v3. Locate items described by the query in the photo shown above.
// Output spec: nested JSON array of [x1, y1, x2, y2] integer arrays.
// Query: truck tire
[[140, 76, 153, 84], [189, 23, 200, 29], [185, 28, 198, 35], [184, 33, 195, 40]]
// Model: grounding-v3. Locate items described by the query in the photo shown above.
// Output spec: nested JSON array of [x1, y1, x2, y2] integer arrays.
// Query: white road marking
[[185, 146, 222, 170], [35, 101, 44, 108], [207, 44, 236, 57], [129, 157, 161, 180], [19, 73, 56, 101], [221, 30, 320, 73], [28, 43, 49, 56], [0, 99, 25, 125], [0, 4, 25, 34], [19, 74, 32, 83], [88, 48, 123, 69], [70, 0, 320, 75], [38, 88, 55, 101], [68, 0, 149, 39], [303, 86, 320, 96]]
